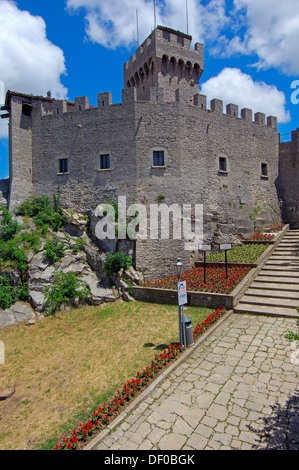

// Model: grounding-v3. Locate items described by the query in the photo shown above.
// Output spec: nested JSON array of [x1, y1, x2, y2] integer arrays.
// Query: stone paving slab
[[88, 313, 299, 451]]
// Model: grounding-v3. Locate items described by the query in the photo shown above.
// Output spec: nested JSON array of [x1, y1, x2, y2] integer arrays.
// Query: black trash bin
[[183, 316, 194, 347]]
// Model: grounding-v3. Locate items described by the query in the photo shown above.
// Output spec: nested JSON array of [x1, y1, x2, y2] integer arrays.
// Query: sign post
[[220, 243, 232, 278], [178, 281, 188, 349], [198, 244, 211, 283]]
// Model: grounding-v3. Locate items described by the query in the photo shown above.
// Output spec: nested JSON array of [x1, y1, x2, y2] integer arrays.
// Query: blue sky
[[0, 0, 299, 180]]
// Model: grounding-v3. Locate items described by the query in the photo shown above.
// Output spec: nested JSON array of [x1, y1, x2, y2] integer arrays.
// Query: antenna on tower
[[186, 0, 189, 35], [136, 9, 139, 45], [133, 9, 139, 45]]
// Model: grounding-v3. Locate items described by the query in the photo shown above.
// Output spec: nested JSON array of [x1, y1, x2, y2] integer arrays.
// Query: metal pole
[[204, 251, 206, 283], [181, 305, 186, 350], [154, 0, 156, 28], [225, 250, 228, 278]]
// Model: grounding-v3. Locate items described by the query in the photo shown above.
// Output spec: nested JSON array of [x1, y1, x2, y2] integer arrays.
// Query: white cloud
[[200, 67, 290, 123], [0, 0, 68, 137], [223, 0, 299, 75], [67, 0, 299, 76], [66, 0, 230, 49]]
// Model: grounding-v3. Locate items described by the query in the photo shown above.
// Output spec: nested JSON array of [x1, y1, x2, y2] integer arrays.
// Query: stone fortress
[[1, 25, 298, 280]]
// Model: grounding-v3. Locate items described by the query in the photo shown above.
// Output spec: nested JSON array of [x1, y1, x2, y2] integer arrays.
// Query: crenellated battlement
[[123, 25, 204, 101], [8, 86, 275, 132]]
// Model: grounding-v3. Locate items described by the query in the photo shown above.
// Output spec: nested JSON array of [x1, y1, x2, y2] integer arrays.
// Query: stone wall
[[133, 97, 280, 279], [278, 129, 299, 228], [8, 97, 33, 210], [5, 88, 281, 281]]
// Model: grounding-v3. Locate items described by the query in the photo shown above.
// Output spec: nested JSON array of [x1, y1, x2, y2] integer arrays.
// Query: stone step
[[271, 249, 299, 253], [234, 303, 299, 318], [240, 295, 299, 308], [255, 271, 299, 284], [245, 288, 299, 300], [262, 264, 299, 271], [252, 281, 299, 291]]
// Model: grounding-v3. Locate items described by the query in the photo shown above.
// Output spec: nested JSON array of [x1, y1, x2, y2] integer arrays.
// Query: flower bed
[[142, 266, 251, 295], [249, 233, 274, 241], [268, 223, 284, 232], [55, 306, 226, 450]]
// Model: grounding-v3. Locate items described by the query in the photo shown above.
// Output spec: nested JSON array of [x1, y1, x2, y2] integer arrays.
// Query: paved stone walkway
[[91, 312, 299, 451]]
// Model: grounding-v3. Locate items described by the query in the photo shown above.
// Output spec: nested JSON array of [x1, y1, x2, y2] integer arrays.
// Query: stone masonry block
[[254, 112, 265, 125], [241, 108, 253, 121], [210, 99, 223, 113]]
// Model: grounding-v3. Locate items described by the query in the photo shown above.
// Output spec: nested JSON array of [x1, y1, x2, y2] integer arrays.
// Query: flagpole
[[154, 0, 156, 28]]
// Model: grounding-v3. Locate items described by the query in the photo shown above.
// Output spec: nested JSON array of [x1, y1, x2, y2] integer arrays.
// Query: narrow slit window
[[59, 158, 68, 173], [153, 151, 165, 167], [100, 154, 110, 169], [261, 163, 268, 177], [219, 157, 227, 172]]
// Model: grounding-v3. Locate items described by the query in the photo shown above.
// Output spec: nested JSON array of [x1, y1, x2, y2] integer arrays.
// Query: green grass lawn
[[0, 300, 215, 450]]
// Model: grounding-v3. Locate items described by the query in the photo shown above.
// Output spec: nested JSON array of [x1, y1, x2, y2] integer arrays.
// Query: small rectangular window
[[219, 157, 227, 172], [261, 163, 268, 177], [22, 104, 32, 117], [100, 154, 110, 169], [59, 158, 68, 173], [153, 151, 165, 167]]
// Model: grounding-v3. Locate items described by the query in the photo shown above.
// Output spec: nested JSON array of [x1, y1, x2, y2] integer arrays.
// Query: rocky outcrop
[[0, 209, 143, 328], [0, 301, 36, 328], [0, 207, 143, 327], [27, 230, 118, 312]]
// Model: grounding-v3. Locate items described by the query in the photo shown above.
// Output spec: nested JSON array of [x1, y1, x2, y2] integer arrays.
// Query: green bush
[[43, 271, 90, 315], [44, 236, 65, 263], [0, 275, 28, 310], [103, 251, 133, 276], [0, 239, 28, 273], [15, 231, 42, 253], [16, 190, 63, 232], [0, 208, 20, 240]]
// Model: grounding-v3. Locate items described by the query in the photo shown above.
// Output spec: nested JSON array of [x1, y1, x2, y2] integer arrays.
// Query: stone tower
[[123, 25, 204, 103]]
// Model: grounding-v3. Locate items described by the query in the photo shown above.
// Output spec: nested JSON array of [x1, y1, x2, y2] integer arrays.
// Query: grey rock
[[0, 301, 36, 328]]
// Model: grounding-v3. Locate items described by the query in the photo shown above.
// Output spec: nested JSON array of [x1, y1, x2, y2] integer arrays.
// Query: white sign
[[178, 281, 188, 306], [0, 341, 4, 365], [220, 243, 232, 250], [198, 244, 211, 251]]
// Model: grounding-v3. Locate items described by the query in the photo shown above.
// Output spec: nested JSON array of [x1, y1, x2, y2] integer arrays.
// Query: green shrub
[[103, 251, 133, 276], [0, 208, 20, 240], [15, 231, 42, 253], [43, 271, 90, 314], [0, 239, 28, 273], [0, 275, 28, 310], [16, 190, 63, 232], [44, 236, 65, 263]]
